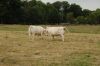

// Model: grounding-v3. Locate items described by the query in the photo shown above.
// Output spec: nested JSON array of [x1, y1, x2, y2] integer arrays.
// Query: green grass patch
[[0, 25, 28, 31], [0, 25, 100, 34], [67, 54, 92, 66], [67, 25, 100, 34]]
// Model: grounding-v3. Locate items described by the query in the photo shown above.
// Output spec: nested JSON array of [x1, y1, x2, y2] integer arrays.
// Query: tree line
[[0, 0, 100, 25]]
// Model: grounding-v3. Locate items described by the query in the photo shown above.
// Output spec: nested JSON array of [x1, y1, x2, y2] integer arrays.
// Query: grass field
[[0, 25, 100, 66]]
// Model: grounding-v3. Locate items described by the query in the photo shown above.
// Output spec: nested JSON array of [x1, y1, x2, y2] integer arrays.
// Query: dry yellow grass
[[0, 25, 100, 66]]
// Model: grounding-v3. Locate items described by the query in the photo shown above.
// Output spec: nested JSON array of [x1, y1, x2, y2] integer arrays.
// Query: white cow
[[28, 25, 45, 39], [45, 27, 65, 41]]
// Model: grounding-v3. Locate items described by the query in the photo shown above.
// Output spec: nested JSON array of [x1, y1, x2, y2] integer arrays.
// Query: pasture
[[0, 25, 100, 66]]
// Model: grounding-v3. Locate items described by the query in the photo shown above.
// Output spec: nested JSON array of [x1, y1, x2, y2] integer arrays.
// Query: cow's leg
[[61, 34, 64, 41], [32, 33, 35, 40], [29, 31, 32, 39], [49, 34, 52, 40], [41, 32, 43, 40], [29, 32, 32, 40], [52, 35, 54, 39]]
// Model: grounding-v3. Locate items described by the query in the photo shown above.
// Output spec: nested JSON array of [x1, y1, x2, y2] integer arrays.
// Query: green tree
[[87, 9, 100, 24], [53, 1, 70, 22], [77, 16, 88, 24], [82, 9, 91, 17], [66, 12, 76, 24], [0, 0, 23, 24], [69, 4, 83, 18], [46, 3, 60, 24]]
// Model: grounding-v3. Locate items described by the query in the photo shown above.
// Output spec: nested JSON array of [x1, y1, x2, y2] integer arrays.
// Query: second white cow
[[45, 27, 65, 41]]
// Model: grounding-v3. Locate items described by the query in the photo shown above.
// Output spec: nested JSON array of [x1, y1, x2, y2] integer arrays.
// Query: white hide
[[28, 25, 45, 39], [45, 27, 65, 41]]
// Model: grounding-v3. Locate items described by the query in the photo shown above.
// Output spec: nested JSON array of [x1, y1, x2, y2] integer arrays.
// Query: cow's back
[[30, 26, 44, 33], [46, 27, 65, 35]]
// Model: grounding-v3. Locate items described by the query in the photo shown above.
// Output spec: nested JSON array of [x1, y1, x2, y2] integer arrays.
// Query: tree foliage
[[0, 0, 100, 24]]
